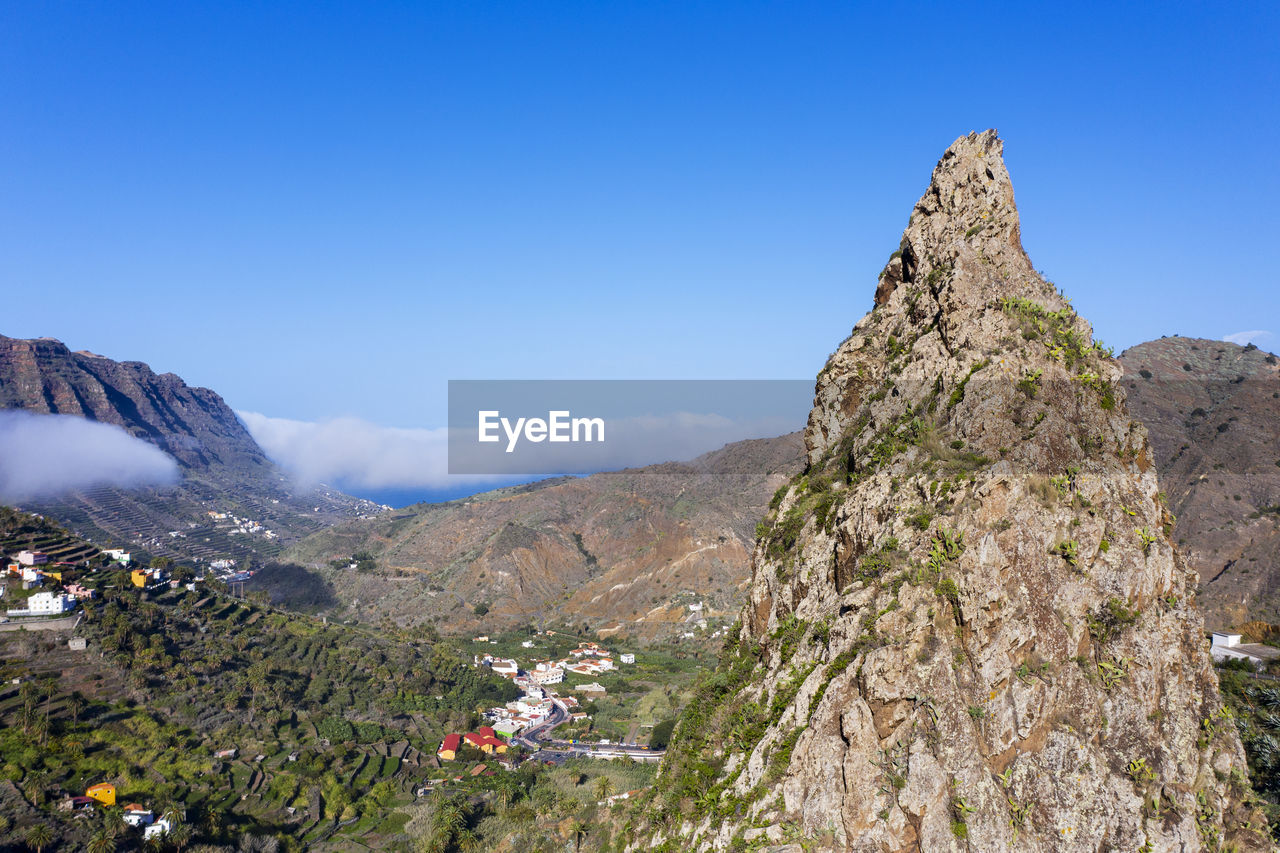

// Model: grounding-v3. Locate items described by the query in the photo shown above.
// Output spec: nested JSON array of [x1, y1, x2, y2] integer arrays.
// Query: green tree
[[68, 691, 87, 726], [568, 817, 590, 853], [87, 832, 118, 853], [21, 769, 48, 804], [592, 775, 616, 801], [25, 823, 53, 853], [167, 821, 193, 851]]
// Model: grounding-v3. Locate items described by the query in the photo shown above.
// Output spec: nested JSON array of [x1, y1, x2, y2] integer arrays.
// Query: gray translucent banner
[[448, 380, 813, 475]]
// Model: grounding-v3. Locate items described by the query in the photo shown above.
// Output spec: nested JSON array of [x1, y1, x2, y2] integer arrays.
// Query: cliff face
[[0, 335, 382, 562], [1119, 337, 1280, 630], [283, 433, 805, 637], [643, 133, 1268, 851], [0, 334, 269, 473]]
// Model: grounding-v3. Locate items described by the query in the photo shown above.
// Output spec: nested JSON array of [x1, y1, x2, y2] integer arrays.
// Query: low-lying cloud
[[1224, 330, 1274, 347], [237, 412, 466, 490], [239, 408, 803, 489], [0, 410, 180, 502]]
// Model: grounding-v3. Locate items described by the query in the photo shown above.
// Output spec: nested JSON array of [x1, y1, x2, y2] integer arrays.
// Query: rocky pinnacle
[[642, 132, 1269, 852]]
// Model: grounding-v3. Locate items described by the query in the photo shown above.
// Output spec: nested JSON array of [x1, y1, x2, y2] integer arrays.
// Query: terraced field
[[0, 573, 519, 849]]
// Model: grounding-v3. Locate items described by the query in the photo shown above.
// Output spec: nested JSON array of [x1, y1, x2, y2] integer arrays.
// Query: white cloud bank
[[0, 410, 180, 502], [237, 412, 466, 490], [239, 409, 800, 487], [1224, 330, 1274, 347]]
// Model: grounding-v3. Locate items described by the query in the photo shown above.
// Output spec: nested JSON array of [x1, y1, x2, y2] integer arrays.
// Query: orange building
[[86, 783, 116, 806]]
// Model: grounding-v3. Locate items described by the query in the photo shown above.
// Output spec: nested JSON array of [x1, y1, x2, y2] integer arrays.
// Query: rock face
[[0, 334, 382, 562], [1119, 337, 1280, 630], [283, 433, 804, 637], [642, 133, 1268, 851], [0, 334, 269, 471]]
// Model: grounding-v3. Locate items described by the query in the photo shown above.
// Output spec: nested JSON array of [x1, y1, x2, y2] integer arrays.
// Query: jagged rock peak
[[876, 129, 1052, 315], [808, 133, 1088, 466], [634, 135, 1270, 853]]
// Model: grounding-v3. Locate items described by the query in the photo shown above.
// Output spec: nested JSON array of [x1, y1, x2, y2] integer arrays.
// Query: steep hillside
[[283, 433, 805, 638], [0, 335, 382, 564], [633, 132, 1267, 851], [1119, 337, 1280, 629], [0, 564, 517, 850]]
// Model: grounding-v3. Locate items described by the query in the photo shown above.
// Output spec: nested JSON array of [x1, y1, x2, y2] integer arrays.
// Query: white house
[[620, 653, 635, 664], [6, 592, 75, 617], [530, 662, 563, 685], [489, 659, 519, 678], [143, 818, 172, 840], [103, 549, 131, 565], [123, 808, 155, 827], [1210, 632, 1280, 669], [17, 551, 48, 566]]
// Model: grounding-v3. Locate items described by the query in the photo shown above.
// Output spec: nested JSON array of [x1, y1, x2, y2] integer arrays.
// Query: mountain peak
[[637, 136, 1270, 852], [875, 129, 1036, 312]]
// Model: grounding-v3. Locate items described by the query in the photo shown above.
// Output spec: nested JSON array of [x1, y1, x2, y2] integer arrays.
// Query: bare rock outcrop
[[638, 132, 1269, 851]]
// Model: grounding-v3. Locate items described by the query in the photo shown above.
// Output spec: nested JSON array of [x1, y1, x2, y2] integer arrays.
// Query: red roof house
[[438, 733, 462, 761]]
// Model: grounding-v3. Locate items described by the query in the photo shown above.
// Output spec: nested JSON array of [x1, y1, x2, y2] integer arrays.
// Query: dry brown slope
[[283, 433, 805, 637], [636, 131, 1267, 851], [1119, 337, 1280, 630]]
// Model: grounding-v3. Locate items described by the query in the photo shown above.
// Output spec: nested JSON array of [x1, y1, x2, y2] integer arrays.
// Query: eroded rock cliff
[[640, 132, 1269, 851]]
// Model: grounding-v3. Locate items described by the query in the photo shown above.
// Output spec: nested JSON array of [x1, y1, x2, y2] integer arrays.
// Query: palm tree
[[87, 831, 118, 853], [592, 775, 616, 801], [63, 738, 84, 761], [21, 770, 48, 804], [201, 807, 224, 839], [25, 823, 53, 853], [68, 691, 87, 727], [495, 782, 517, 812], [568, 818, 590, 853], [167, 821, 193, 851], [29, 713, 50, 748], [431, 799, 464, 839]]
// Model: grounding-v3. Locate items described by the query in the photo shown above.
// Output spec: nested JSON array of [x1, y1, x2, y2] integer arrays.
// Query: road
[[512, 695, 664, 762], [0, 614, 81, 633]]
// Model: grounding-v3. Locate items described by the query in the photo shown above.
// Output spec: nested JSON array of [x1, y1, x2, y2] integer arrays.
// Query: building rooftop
[[1232, 643, 1280, 661]]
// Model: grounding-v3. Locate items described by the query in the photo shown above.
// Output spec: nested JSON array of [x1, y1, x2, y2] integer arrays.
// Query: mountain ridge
[[0, 333, 383, 564], [281, 432, 806, 637], [1119, 336, 1280, 629]]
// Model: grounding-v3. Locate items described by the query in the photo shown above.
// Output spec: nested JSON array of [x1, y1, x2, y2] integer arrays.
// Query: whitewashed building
[[6, 591, 76, 617], [1210, 632, 1280, 670]]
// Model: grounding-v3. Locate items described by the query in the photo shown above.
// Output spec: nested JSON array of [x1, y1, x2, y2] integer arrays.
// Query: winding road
[[512, 696, 664, 762]]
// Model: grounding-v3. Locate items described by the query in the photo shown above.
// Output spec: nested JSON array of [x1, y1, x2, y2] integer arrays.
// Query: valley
[[0, 141, 1277, 852]]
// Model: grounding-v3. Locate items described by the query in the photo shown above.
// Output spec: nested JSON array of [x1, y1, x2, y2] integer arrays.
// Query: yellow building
[[130, 569, 148, 588], [86, 783, 116, 806], [437, 733, 461, 761]]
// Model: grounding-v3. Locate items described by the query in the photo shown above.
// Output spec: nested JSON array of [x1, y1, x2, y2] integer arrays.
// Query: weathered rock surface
[[639, 132, 1269, 851]]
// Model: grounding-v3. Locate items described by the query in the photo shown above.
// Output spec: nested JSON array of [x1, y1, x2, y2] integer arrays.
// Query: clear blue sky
[[3, 1, 1278, 432]]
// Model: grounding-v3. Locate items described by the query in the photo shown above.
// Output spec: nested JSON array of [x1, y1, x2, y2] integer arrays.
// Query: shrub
[[936, 577, 960, 607], [1051, 540, 1079, 566], [1017, 368, 1043, 398]]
